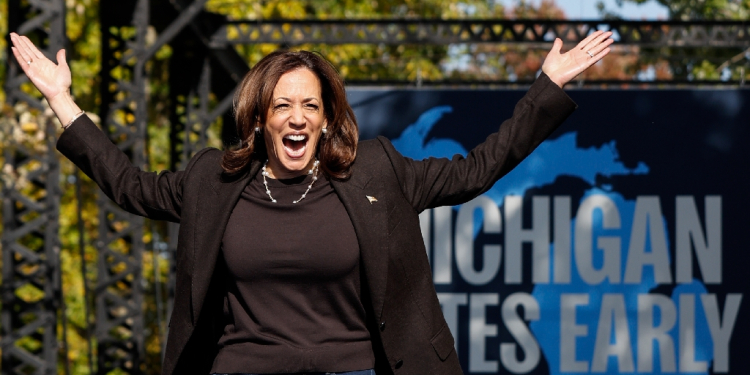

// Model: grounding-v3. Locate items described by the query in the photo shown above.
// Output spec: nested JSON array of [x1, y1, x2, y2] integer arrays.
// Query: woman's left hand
[[542, 30, 614, 88]]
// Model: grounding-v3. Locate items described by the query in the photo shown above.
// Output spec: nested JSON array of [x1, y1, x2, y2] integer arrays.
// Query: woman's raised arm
[[381, 31, 614, 212], [9, 32, 193, 223], [10, 32, 82, 127]]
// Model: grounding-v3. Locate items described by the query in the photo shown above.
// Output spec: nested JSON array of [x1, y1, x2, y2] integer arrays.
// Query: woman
[[10, 31, 613, 375]]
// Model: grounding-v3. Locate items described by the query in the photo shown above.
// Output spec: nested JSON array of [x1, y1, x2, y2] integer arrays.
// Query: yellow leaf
[[21, 122, 39, 131]]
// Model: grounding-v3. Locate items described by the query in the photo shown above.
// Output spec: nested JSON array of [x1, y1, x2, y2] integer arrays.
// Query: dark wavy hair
[[222, 50, 358, 179]]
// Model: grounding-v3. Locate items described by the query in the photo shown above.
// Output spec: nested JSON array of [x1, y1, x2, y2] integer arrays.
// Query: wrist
[[47, 90, 82, 126], [546, 73, 566, 88]]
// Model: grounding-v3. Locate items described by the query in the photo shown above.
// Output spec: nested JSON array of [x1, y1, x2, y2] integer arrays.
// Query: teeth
[[285, 134, 306, 141]]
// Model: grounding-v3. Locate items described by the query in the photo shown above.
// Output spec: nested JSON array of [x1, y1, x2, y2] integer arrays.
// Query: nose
[[289, 104, 305, 127]]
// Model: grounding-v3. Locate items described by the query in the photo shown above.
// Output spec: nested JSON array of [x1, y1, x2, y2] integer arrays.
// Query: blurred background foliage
[[1, 0, 749, 374], [600, 0, 750, 81]]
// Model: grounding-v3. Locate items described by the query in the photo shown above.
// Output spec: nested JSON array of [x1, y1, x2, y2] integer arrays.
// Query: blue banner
[[348, 87, 750, 375]]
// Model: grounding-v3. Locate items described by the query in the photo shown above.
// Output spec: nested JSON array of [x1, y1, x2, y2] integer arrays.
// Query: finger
[[11, 34, 33, 62], [550, 38, 563, 55], [56, 49, 69, 70], [590, 31, 614, 48], [584, 47, 611, 69], [20, 35, 46, 60], [577, 30, 604, 50], [10, 46, 32, 74], [588, 37, 614, 57], [581, 31, 613, 53], [10, 34, 34, 67]]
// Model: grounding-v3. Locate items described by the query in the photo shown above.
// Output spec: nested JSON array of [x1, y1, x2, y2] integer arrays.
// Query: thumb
[[550, 38, 563, 56], [56, 49, 69, 69]]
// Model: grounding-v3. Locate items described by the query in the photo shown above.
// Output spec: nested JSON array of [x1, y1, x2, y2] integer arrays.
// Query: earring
[[254, 127, 260, 134], [322, 127, 327, 135]]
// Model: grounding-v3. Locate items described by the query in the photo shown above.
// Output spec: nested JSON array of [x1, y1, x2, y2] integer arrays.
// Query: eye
[[305, 103, 319, 111], [273, 103, 290, 111]]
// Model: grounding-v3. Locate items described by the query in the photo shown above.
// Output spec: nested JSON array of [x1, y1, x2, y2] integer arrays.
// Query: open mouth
[[282, 134, 308, 158]]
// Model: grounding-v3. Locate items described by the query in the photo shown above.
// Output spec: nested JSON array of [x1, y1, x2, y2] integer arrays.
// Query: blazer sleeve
[[56, 115, 212, 222], [379, 72, 577, 213]]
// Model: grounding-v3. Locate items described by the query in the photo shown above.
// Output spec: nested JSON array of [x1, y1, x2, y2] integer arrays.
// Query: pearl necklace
[[262, 159, 320, 204]]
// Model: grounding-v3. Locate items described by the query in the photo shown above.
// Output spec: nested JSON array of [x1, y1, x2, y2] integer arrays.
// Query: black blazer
[[57, 73, 576, 375]]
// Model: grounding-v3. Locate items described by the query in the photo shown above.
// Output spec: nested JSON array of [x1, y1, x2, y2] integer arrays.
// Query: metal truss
[[165, 0, 245, 171], [344, 77, 748, 88], [208, 18, 750, 87], [172, 58, 230, 169], [2, 0, 66, 374], [96, 1, 149, 373], [210, 19, 750, 48]]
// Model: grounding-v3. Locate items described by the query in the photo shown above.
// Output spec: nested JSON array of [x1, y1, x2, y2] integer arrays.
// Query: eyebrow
[[273, 97, 320, 102]]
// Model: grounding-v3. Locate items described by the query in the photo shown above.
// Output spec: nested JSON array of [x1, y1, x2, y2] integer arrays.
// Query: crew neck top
[[211, 170, 375, 374]]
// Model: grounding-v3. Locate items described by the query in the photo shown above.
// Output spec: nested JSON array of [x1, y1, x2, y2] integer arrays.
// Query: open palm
[[542, 30, 614, 87], [10, 33, 72, 102]]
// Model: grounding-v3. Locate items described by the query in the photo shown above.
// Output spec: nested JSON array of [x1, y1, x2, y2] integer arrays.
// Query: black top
[[211, 170, 375, 374]]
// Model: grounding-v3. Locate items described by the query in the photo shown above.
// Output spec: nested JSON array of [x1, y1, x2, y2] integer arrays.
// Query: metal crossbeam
[[210, 19, 750, 48], [2, 0, 66, 374]]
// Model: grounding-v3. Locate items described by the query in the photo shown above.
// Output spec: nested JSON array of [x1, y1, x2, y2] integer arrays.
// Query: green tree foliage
[[623, 0, 750, 20], [601, 0, 750, 82]]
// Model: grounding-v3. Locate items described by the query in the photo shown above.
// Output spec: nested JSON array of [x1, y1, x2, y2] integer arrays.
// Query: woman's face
[[262, 68, 327, 179]]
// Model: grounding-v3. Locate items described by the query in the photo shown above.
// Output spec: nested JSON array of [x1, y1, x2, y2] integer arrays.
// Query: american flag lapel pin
[[366, 195, 378, 204]]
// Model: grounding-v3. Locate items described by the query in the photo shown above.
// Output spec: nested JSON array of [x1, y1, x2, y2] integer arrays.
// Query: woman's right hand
[[10, 32, 81, 126]]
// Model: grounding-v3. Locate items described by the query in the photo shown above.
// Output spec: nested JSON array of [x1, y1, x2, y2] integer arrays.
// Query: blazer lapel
[[190, 160, 260, 323], [331, 165, 389, 321]]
